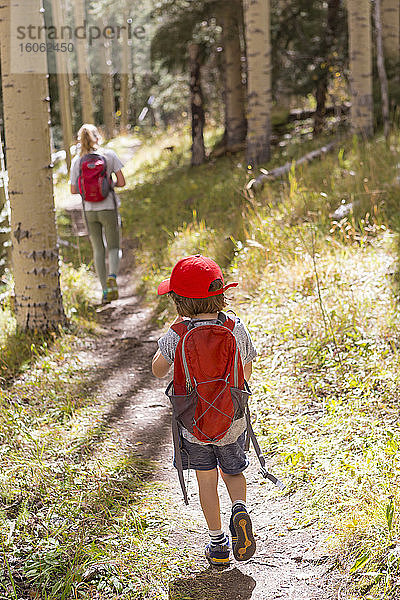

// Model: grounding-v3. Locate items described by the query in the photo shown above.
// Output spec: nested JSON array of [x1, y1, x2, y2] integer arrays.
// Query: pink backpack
[[78, 153, 111, 202]]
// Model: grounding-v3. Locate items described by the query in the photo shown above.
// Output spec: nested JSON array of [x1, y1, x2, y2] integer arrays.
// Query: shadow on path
[[169, 567, 256, 600]]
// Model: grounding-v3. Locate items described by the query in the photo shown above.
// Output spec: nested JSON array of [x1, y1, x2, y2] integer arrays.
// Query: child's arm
[[152, 350, 171, 378], [244, 361, 253, 380], [152, 315, 184, 378]]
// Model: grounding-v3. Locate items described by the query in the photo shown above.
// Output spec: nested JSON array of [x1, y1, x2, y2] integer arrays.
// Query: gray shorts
[[175, 432, 249, 475]]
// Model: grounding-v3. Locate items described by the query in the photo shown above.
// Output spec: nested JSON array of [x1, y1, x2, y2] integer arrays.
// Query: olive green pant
[[85, 209, 120, 291]]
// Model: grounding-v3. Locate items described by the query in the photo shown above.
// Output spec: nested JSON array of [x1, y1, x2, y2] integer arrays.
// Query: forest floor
[[77, 240, 342, 600]]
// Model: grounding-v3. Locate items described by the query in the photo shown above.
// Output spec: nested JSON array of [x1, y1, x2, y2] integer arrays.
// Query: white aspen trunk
[[51, 0, 73, 171], [0, 0, 66, 330], [72, 0, 95, 124], [381, 0, 400, 62], [347, 0, 374, 137], [221, 4, 247, 147], [243, 0, 272, 167], [120, 9, 130, 132], [0, 125, 10, 274], [375, 0, 391, 138], [99, 33, 115, 140]]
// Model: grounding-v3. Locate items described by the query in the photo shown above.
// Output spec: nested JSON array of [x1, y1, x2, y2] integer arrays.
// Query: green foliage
[[229, 128, 400, 599], [0, 339, 193, 598], [271, 0, 348, 101], [0, 261, 97, 381]]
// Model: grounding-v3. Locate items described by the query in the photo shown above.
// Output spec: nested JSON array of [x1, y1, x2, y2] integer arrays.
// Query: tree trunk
[[72, 0, 95, 124], [51, 0, 73, 171], [375, 0, 390, 138], [189, 43, 206, 166], [313, 0, 341, 135], [381, 0, 400, 62], [120, 9, 130, 132], [100, 34, 115, 140], [0, 1, 66, 330], [0, 124, 10, 276], [243, 0, 272, 167], [347, 0, 374, 137], [221, 2, 247, 148]]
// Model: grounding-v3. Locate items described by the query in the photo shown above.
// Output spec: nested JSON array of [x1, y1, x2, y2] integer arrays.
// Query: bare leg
[[196, 468, 221, 530], [220, 470, 246, 504]]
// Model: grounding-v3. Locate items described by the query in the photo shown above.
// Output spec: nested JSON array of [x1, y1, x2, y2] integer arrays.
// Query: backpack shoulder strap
[[171, 321, 190, 337], [217, 311, 235, 331]]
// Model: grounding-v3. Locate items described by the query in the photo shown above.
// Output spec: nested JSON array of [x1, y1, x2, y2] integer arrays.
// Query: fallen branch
[[286, 103, 350, 123], [249, 141, 337, 192]]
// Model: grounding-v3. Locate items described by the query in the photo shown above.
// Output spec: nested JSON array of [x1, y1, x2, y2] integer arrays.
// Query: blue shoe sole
[[231, 510, 256, 561]]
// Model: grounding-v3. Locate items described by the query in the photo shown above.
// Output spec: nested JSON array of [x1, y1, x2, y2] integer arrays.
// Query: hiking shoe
[[205, 537, 231, 567], [102, 290, 111, 304], [106, 275, 118, 301], [229, 506, 256, 561]]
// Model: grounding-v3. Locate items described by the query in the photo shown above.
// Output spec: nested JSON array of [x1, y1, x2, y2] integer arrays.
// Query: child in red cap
[[152, 255, 257, 566]]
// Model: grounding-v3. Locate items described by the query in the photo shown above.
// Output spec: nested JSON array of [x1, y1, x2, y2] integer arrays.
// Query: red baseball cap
[[157, 254, 238, 298]]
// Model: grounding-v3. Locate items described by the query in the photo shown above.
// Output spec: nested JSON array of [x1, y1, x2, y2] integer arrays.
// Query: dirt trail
[[80, 243, 340, 600]]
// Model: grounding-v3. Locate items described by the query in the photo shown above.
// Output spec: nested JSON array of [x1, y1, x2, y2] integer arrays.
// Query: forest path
[[80, 243, 340, 600]]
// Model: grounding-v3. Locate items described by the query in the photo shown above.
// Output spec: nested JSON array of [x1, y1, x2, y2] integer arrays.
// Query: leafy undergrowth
[[0, 263, 98, 382], [229, 132, 400, 598], [115, 124, 337, 323], [0, 336, 194, 599], [241, 231, 400, 599]]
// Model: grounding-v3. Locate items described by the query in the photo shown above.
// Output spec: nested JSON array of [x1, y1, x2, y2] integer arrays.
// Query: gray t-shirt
[[70, 149, 124, 211], [158, 316, 257, 446]]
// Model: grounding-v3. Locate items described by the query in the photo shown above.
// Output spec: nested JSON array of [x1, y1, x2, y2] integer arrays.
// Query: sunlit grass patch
[[243, 224, 400, 597], [60, 262, 98, 322], [0, 261, 98, 382], [0, 336, 194, 600]]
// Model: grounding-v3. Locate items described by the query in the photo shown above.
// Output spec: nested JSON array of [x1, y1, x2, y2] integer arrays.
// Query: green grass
[[245, 233, 400, 598], [0, 262, 98, 381], [229, 131, 400, 599], [0, 334, 195, 599]]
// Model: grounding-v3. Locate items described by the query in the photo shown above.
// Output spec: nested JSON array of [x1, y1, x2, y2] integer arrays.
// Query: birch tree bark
[[243, 0, 272, 167], [99, 33, 115, 140], [375, 0, 390, 138], [0, 123, 10, 276], [347, 0, 374, 137], [120, 9, 130, 132], [221, 2, 246, 148], [72, 0, 95, 125], [51, 0, 73, 171], [0, 0, 66, 330], [381, 0, 400, 62], [189, 43, 206, 166]]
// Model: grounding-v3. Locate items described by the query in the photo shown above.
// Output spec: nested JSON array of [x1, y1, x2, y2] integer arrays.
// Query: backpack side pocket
[[230, 380, 251, 420], [166, 381, 198, 434]]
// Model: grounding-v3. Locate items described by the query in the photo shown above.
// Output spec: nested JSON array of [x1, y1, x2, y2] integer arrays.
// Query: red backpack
[[167, 312, 248, 443], [78, 153, 111, 202], [166, 312, 285, 504]]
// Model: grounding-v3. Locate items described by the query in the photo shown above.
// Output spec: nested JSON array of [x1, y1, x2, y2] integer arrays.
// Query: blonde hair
[[77, 124, 101, 156]]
